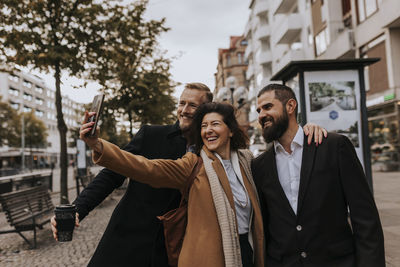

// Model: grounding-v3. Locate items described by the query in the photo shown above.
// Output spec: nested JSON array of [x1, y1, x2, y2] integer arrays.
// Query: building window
[[35, 110, 44, 117], [342, 0, 352, 16], [35, 97, 44, 105], [240, 39, 248, 46], [8, 87, 19, 96], [23, 80, 32, 88], [238, 53, 243, 64], [10, 102, 19, 110], [35, 86, 44, 94], [315, 27, 329, 56], [23, 106, 32, 112], [23, 93, 32, 101], [321, 0, 328, 23], [307, 27, 313, 45], [47, 90, 55, 98], [256, 73, 263, 87], [360, 37, 388, 94], [291, 42, 303, 50], [357, 0, 378, 23], [8, 74, 19, 83], [227, 55, 231, 66], [368, 106, 400, 171]]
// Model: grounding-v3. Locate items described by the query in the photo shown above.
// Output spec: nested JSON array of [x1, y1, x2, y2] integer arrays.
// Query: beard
[[261, 108, 289, 143]]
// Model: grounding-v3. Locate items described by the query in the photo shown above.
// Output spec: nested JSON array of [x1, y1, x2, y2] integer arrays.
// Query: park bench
[[0, 185, 54, 248], [75, 172, 95, 195]]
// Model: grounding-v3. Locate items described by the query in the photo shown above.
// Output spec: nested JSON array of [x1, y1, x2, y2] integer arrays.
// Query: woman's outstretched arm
[[80, 111, 197, 190]]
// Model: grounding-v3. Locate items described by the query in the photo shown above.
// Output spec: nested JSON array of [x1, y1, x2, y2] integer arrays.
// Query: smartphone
[[87, 94, 105, 136]]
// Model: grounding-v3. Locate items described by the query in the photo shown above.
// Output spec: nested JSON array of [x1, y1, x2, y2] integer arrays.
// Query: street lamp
[[226, 76, 237, 105], [233, 86, 248, 108], [20, 95, 25, 171], [216, 87, 230, 102]]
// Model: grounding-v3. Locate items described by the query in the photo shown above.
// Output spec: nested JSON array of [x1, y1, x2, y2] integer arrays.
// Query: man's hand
[[303, 123, 328, 146], [51, 213, 80, 241]]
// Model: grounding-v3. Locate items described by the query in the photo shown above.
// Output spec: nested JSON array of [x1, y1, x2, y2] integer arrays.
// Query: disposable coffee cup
[[54, 204, 76, 242]]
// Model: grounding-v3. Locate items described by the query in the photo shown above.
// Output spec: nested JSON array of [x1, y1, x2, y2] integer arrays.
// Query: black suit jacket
[[73, 122, 186, 267], [252, 132, 385, 267]]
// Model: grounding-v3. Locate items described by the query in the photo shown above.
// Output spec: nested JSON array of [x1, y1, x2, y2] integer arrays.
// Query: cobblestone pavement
[[0, 187, 124, 267], [0, 171, 399, 266]]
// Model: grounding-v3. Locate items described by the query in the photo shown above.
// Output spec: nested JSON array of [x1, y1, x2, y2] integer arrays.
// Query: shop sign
[[366, 93, 396, 107]]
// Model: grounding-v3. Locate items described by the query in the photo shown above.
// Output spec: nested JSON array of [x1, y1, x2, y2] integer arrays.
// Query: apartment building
[[0, 71, 83, 169], [243, 0, 315, 153], [215, 36, 248, 91], [214, 35, 250, 131], [311, 0, 400, 170], [243, 0, 400, 167]]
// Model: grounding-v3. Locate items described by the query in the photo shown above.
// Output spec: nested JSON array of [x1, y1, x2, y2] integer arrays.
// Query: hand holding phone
[[87, 94, 105, 136]]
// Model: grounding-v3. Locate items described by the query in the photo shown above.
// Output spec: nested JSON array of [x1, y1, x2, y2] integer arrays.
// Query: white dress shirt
[[273, 126, 304, 214], [215, 152, 252, 235]]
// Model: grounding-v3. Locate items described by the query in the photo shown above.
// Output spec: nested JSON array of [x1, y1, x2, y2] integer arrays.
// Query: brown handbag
[[157, 157, 203, 267]]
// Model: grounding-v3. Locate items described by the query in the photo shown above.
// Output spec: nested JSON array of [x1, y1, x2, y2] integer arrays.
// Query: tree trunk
[[55, 62, 69, 204]]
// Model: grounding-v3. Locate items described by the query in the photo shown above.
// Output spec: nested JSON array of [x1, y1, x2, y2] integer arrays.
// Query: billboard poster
[[76, 139, 87, 169], [304, 70, 364, 167]]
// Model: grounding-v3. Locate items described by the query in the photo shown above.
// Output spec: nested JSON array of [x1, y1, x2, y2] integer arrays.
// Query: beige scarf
[[200, 149, 246, 267]]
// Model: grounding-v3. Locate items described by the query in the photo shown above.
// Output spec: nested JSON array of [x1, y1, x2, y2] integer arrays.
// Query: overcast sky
[[36, 0, 250, 104]]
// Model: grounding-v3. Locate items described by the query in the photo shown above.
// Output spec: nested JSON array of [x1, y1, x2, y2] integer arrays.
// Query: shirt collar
[[166, 120, 183, 138], [273, 126, 304, 153]]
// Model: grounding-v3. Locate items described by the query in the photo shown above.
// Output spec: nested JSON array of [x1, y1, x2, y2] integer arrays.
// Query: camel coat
[[93, 139, 264, 267]]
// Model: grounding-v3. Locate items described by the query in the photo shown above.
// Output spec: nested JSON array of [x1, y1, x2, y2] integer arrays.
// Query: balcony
[[271, 0, 297, 15], [244, 44, 253, 61], [261, 77, 271, 87], [244, 20, 252, 39], [274, 49, 305, 75], [318, 29, 355, 59], [272, 13, 302, 45], [259, 51, 272, 65], [255, 24, 270, 41], [255, 1, 268, 17], [246, 64, 255, 80]]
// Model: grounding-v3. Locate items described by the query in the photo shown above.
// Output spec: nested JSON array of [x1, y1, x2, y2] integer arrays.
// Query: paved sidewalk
[[0, 171, 399, 266], [373, 171, 400, 267], [0, 187, 124, 266]]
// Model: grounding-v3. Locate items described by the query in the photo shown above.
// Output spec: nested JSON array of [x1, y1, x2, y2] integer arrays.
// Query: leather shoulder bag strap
[[183, 156, 203, 201]]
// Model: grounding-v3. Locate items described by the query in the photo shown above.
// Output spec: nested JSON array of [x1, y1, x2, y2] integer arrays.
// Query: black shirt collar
[[167, 120, 183, 139]]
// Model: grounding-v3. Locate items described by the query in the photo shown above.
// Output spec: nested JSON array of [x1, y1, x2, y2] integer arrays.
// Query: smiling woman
[[79, 102, 263, 267], [190, 102, 249, 157], [200, 112, 233, 159]]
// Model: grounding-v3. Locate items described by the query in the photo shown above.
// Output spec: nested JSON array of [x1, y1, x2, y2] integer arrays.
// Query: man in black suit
[[252, 84, 385, 267], [51, 83, 213, 267]]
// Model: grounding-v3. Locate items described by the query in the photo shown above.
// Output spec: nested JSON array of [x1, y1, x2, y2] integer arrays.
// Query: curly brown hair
[[189, 102, 248, 154]]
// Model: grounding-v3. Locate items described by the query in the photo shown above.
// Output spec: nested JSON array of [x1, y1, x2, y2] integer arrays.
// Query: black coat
[[73, 122, 186, 267], [252, 133, 385, 267]]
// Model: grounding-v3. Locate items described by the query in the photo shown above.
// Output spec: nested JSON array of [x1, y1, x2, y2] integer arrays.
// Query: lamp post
[[20, 96, 25, 171], [226, 76, 237, 105]]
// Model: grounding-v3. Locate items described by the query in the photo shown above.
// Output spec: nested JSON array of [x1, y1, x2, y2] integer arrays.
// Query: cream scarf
[[200, 149, 245, 267]]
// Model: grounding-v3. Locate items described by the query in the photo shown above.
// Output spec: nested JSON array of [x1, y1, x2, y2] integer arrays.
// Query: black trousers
[[240, 233, 254, 267]]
